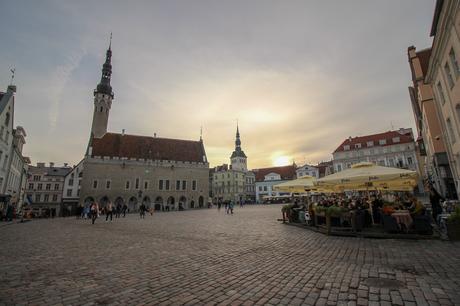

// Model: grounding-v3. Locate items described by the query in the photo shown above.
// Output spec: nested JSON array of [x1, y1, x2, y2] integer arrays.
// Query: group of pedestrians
[[217, 200, 235, 214], [81, 201, 153, 224]]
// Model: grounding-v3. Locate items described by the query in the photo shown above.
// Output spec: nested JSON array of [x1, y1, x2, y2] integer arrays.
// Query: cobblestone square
[[1, 205, 460, 305]]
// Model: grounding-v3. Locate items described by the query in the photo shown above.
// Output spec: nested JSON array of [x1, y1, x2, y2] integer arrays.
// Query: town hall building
[[79, 40, 210, 211]]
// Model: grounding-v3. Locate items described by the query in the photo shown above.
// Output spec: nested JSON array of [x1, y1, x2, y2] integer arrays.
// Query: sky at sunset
[[0, 0, 435, 169]]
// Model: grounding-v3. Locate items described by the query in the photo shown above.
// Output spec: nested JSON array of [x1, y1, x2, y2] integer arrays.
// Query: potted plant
[[447, 207, 460, 241], [326, 206, 343, 217]]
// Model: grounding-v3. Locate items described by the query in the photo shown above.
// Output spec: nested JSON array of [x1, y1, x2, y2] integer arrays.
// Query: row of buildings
[[0, 84, 30, 216], [23, 38, 209, 217], [406, 0, 460, 199], [14, 0, 460, 217]]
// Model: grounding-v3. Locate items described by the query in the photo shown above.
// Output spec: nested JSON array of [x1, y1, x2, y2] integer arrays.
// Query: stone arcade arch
[[142, 196, 151, 209], [190, 200, 195, 209], [178, 196, 187, 211], [128, 197, 138, 212], [198, 196, 204, 208], [84, 197, 95, 206], [114, 197, 124, 208], [99, 196, 110, 208], [167, 196, 175, 211], [154, 196, 163, 211]]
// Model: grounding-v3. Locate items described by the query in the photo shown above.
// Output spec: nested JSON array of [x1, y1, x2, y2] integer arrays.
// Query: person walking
[[115, 202, 122, 218], [139, 203, 146, 219], [217, 200, 222, 211], [122, 203, 128, 217], [90, 202, 99, 225], [105, 201, 114, 222], [228, 200, 234, 215]]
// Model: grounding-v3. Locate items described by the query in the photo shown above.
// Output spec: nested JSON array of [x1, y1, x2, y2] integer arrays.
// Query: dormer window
[[379, 139, 386, 145], [392, 137, 400, 143], [343, 145, 350, 151], [367, 141, 374, 147], [355, 143, 361, 149]]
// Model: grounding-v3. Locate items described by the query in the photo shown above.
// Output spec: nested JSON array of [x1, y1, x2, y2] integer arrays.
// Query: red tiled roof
[[252, 165, 296, 182], [91, 133, 207, 163], [333, 130, 414, 153], [214, 164, 229, 172]]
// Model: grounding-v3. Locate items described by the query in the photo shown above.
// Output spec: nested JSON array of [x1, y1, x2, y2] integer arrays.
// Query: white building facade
[[212, 125, 254, 203], [254, 165, 296, 203], [332, 129, 420, 174], [296, 164, 319, 178], [62, 160, 83, 215]]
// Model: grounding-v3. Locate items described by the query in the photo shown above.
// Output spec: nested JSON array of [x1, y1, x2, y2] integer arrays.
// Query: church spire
[[95, 33, 114, 98], [235, 122, 241, 150]]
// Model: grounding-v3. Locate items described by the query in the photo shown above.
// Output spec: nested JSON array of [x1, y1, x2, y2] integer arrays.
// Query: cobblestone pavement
[[1, 205, 460, 306]]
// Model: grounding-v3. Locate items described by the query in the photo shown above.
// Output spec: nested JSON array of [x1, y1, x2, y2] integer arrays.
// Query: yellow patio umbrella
[[315, 162, 418, 192], [273, 175, 317, 193]]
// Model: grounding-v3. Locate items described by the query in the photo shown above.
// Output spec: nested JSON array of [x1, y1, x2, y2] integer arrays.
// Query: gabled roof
[[333, 130, 414, 153], [252, 165, 296, 182], [91, 132, 207, 163]]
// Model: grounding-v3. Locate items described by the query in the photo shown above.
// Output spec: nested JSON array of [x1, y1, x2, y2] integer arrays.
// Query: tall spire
[[235, 122, 241, 150], [95, 33, 114, 98]]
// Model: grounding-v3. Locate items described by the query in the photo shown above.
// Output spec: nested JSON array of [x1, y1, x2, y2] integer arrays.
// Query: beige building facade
[[212, 125, 254, 203], [425, 0, 460, 198], [408, 46, 456, 198], [26, 163, 71, 217], [79, 40, 209, 211]]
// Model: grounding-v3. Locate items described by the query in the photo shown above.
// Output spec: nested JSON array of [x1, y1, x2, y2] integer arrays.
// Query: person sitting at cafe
[[409, 200, 425, 217]]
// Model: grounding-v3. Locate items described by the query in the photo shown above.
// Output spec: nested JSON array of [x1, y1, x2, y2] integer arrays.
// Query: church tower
[[230, 124, 247, 171], [90, 35, 114, 139]]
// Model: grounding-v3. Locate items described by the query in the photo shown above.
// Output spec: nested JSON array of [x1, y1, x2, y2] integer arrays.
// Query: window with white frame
[[445, 62, 455, 88], [379, 139, 386, 145], [437, 81, 446, 105], [450, 48, 460, 78], [92, 180, 98, 189], [447, 118, 456, 144]]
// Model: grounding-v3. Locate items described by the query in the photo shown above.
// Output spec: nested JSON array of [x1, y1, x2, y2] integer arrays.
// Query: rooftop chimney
[[122, 129, 125, 136], [37, 162, 45, 168], [49, 162, 54, 168], [64, 163, 68, 167], [154, 133, 157, 138]]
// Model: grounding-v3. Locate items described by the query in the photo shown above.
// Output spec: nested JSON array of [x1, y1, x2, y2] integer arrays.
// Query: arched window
[[4, 113, 10, 126], [100, 106, 103, 112]]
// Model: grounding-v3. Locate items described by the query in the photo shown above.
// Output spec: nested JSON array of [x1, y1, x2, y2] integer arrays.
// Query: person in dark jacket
[[430, 186, 444, 224]]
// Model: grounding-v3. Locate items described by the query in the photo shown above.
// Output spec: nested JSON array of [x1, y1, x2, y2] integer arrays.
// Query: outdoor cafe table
[[391, 210, 413, 232]]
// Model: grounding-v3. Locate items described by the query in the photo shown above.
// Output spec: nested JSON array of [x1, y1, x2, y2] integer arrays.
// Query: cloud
[[0, 0, 434, 168]]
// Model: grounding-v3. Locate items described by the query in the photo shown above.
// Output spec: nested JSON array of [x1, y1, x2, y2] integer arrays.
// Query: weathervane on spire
[[200, 125, 203, 141], [109, 32, 112, 49], [9, 68, 15, 85]]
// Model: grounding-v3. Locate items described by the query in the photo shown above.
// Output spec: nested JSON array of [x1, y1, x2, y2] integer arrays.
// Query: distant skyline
[[0, 1, 435, 168]]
